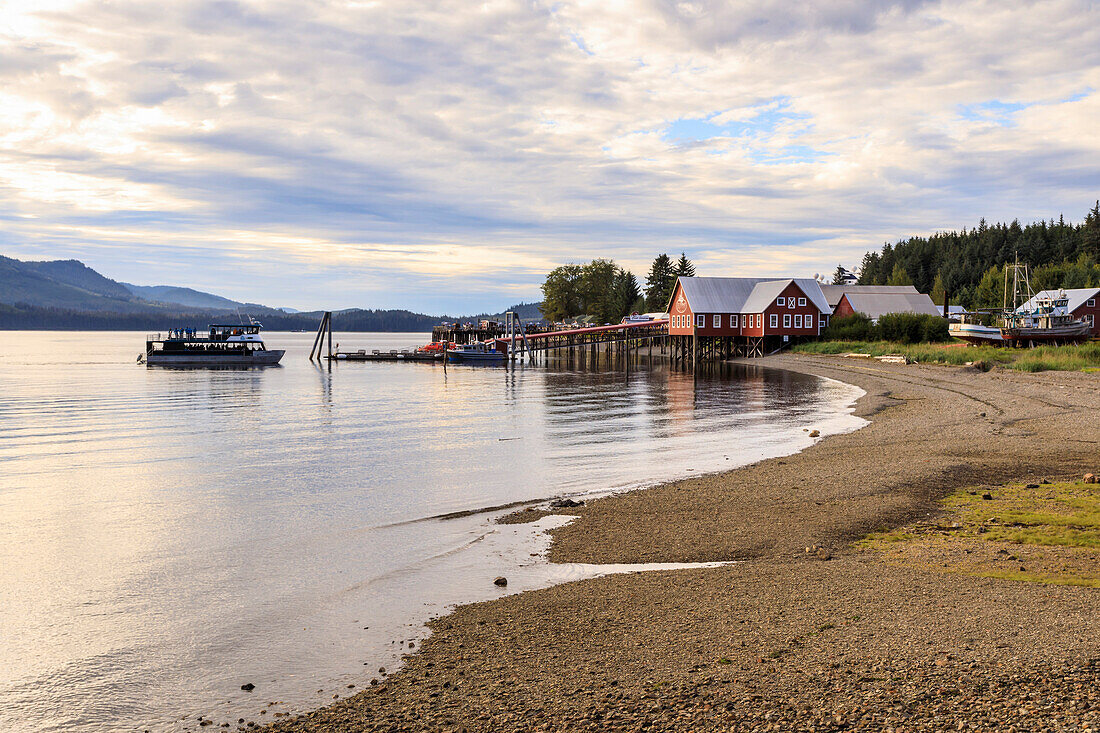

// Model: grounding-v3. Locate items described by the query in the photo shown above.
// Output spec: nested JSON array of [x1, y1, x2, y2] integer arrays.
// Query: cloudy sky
[[2, 0, 1099, 313]]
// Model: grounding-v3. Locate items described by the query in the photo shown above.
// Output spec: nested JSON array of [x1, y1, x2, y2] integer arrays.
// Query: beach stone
[[494, 577, 508, 586], [1025, 483, 1039, 488], [815, 548, 832, 561], [809, 430, 820, 437], [982, 493, 993, 500], [240, 683, 255, 691], [1085, 473, 1097, 484]]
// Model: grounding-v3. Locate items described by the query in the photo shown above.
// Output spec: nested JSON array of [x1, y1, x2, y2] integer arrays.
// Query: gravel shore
[[266, 356, 1100, 732]]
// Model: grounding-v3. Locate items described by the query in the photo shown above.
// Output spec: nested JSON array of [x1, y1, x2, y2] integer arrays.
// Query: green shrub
[[822, 314, 876, 341], [877, 313, 950, 344]]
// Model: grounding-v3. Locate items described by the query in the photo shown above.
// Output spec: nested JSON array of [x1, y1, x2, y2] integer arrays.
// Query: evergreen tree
[[644, 254, 675, 311], [673, 252, 696, 278], [611, 268, 641, 321], [930, 272, 946, 306], [886, 263, 913, 286], [831, 265, 848, 285]]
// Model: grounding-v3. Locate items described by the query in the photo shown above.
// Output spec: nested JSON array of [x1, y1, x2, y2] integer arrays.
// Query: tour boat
[[445, 342, 505, 364], [140, 323, 285, 366]]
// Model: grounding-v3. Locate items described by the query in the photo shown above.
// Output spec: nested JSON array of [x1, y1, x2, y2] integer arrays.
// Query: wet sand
[[267, 356, 1100, 732]]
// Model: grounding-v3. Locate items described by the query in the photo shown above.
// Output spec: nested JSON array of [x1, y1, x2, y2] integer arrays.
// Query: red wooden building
[[667, 276, 832, 361]]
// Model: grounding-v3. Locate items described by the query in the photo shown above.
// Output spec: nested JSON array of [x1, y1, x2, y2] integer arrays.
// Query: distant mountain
[[121, 283, 252, 311], [0, 255, 154, 313], [0, 254, 544, 331]]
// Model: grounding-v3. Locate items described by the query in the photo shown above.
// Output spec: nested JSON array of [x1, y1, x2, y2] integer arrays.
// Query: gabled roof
[[670, 276, 830, 314], [1017, 288, 1100, 314], [741, 278, 830, 314], [841, 291, 941, 319], [819, 284, 924, 308]]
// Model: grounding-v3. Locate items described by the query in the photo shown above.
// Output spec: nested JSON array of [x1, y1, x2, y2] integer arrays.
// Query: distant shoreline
[[266, 356, 1100, 732]]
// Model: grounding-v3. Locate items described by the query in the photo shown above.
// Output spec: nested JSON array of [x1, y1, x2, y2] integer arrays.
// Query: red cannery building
[[667, 276, 832, 362]]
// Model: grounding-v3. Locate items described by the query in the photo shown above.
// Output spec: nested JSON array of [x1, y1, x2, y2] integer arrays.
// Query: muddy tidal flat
[[264, 355, 1100, 733]]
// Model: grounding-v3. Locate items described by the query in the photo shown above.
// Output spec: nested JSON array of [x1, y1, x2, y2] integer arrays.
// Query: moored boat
[[1001, 289, 1091, 345], [445, 342, 505, 364], [141, 323, 285, 366], [949, 320, 1005, 345]]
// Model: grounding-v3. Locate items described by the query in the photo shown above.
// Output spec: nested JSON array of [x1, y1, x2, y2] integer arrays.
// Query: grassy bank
[[861, 481, 1100, 587], [792, 340, 1100, 371]]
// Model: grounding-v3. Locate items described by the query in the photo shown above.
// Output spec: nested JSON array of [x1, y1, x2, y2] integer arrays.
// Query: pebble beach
[[260, 355, 1100, 733]]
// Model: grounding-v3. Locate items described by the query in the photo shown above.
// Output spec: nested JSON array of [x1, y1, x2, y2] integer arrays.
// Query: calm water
[[0, 331, 864, 732]]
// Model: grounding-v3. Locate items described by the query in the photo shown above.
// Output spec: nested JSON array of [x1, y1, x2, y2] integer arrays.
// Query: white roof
[[841, 291, 942, 319], [1017, 288, 1100, 314], [819, 284, 927, 308], [671, 276, 830, 314]]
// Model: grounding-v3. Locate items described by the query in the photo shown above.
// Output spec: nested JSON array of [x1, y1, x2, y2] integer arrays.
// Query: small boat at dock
[[446, 342, 505, 364], [141, 323, 284, 366]]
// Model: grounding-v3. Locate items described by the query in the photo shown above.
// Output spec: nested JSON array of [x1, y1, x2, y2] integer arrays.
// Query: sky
[[2, 0, 1100, 314]]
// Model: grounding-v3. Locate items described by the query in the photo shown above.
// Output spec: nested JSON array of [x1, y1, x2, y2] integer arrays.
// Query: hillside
[[121, 283, 257, 311], [856, 202, 1100, 308]]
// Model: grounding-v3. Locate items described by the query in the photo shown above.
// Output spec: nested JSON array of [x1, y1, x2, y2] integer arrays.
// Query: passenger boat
[[445, 342, 505, 364], [141, 323, 285, 366]]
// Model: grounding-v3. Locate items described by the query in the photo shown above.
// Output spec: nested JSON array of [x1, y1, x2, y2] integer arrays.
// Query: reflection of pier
[[494, 318, 669, 367]]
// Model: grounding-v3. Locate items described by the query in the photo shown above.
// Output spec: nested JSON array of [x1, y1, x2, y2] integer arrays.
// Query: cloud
[[0, 0, 1099, 311]]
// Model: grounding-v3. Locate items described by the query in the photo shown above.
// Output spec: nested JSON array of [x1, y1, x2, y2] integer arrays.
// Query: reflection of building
[[667, 277, 832, 359], [1017, 288, 1100, 337]]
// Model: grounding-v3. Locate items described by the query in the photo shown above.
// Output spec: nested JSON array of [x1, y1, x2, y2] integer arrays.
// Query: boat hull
[[446, 350, 505, 364], [1001, 324, 1091, 343], [949, 323, 1004, 344], [146, 349, 285, 366]]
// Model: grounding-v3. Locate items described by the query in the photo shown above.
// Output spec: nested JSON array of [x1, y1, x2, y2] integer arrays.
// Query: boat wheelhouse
[[141, 323, 285, 366], [1001, 290, 1091, 345]]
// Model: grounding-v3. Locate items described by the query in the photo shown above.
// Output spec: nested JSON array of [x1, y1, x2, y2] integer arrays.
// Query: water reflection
[[0, 331, 863, 733]]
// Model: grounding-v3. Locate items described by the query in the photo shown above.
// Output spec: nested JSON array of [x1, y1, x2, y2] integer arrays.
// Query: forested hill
[[857, 202, 1100, 308]]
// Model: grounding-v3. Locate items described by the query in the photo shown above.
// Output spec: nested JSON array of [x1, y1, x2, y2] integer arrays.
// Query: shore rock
[[494, 577, 508, 587]]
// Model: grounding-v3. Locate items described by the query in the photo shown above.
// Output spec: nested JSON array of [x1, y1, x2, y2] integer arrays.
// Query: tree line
[[539, 253, 695, 323], [855, 202, 1100, 309]]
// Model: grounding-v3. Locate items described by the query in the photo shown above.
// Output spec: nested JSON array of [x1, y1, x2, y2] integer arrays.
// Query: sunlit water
[[0, 331, 865, 732]]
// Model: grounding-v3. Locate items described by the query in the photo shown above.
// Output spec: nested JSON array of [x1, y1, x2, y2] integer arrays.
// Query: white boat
[[142, 323, 285, 366], [949, 320, 1004, 344]]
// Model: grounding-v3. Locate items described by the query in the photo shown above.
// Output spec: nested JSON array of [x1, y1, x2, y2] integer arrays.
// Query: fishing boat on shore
[[949, 316, 1005, 345], [1001, 289, 1091, 345], [140, 323, 285, 366], [446, 342, 505, 364]]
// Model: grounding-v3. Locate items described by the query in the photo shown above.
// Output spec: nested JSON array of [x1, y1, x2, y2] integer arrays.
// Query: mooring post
[[326, 311, 333, 360]]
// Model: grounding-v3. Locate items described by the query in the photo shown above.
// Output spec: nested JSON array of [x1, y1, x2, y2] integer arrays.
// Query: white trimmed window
[[1088, 314, 1095, 325], [696, 314, 705, 328], [1089, 299, 1096, 307], [730, 314, 738, 327], [713, 314, 721, 328], [770, 313, 779, 328], [757, 314, 762, 328], [795, 314, 803, 328], [777, 297, 785, 306], [788, 299, 795, 310], [783, 313, 791, 328], [819, 316, 828, 328], [798, 297, 807, 306]]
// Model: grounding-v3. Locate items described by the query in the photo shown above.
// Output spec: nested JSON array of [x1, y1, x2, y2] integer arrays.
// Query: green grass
[[792, 340, 1100, 372]]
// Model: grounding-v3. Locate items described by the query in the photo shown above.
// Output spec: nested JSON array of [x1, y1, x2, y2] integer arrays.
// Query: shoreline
[[267, 355, 1100, 732]]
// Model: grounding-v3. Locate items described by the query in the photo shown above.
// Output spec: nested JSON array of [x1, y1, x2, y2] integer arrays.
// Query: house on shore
[[667, 277, 831, 360], [820, 285, 941, 323], [1017, 288, 1100, 337]]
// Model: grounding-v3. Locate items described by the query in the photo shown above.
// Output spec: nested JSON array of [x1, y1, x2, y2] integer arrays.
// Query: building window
[[795, 314, 803, 328], [819, 316, 828, 328], [788, 299, 795, 310], [757, 314, 762, 328], [783, 313, 791, 328], [770, 314, 779, 328], [1089, 299, 1097, 307], [1088, 314, 1096, 325], [777, 297, 785, 306], [713, 314, 721, 328], [730, 314, 738, 327], [798, 297, 807, 306], [696, 314, 705, 328]]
